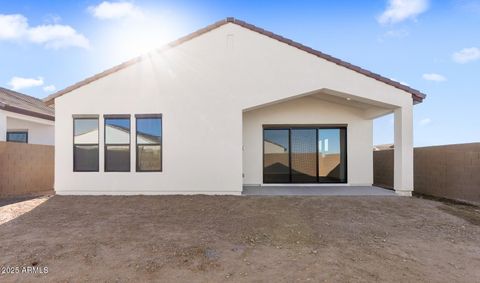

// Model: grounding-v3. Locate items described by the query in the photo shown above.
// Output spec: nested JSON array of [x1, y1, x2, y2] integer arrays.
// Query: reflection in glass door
[[263, 126, 347, 183], [318, 128, 347, 183], [291, 129, 317, 183], [263, 129, 290, 183]]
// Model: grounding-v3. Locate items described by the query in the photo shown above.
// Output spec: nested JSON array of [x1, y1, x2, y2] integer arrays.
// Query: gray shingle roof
[[0, 87, 54, 121]]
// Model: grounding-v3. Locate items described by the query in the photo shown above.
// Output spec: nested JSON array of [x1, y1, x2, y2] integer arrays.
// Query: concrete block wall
[[373, 143, 480, 205], [0, 141, 54, 197]]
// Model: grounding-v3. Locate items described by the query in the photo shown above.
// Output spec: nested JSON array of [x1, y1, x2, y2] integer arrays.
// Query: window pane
[[105, 118, 130, 144], [74, 145, 99, 171], [291, 129, 317, 183], [137, 145, 161, 171], [105, 145, 130, 172], [74, 119, 98, 144], [7, 132, 27, 143], [137, 118, 161, 144], [263, 129, 290, 183]]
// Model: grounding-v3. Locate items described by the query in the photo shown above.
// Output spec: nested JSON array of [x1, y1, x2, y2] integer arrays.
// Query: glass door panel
[[318, 128, 347, 183], [291, 129, 317, 183], [263, 129, 290, 183]]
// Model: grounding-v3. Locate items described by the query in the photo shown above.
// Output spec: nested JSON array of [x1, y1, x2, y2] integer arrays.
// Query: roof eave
[[0, 103, 55, 121]]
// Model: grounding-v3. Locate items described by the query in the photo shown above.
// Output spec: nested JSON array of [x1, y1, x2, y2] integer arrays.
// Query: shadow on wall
[[373, 143, 480, 205]]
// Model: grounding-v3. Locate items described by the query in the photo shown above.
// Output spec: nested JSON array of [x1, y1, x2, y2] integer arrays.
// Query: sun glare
[[100, 15, 182, 63]]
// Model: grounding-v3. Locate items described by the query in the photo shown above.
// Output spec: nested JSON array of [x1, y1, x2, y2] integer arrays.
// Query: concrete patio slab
[[242, 185, 396, 196]]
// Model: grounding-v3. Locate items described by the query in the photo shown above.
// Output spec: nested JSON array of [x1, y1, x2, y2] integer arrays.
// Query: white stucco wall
[[54, 22, 413, 195], [2, 110, 54, 145], [243, 96, 373, 186]]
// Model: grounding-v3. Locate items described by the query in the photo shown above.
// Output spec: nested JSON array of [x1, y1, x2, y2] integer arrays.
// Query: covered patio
[[242, 88, 416, 196]]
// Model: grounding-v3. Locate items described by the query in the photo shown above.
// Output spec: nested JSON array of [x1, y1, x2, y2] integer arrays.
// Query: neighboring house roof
[[0, 87, 55, 121], [107, 124, 160, 143], [76, 124, 160, 144], [43, 17, 426, 105]]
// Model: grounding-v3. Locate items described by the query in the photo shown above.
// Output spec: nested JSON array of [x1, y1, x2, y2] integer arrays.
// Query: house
[[0, 87, 54, 145], [44, 18, 425, 196]]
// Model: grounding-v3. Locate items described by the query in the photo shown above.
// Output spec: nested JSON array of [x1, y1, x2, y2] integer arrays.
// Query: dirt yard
[[0, 195, 479, 282]]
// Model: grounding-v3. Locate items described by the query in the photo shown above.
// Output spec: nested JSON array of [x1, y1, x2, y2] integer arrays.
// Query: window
[[104, 115, 131, 172], [6, 131, 28, 143], [263, 126, 347, 183], [136, 114, 162, 172], [73, 116, 99, 172]]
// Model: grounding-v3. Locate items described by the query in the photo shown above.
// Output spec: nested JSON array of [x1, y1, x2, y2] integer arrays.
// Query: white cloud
[[88, 1, 143, 20], [8, 76, 44, 91], [422, 73, 447, 82], [0, 14, 89, 49], [378, 0, 429, 24], [28, 25, 89, 49], [0, 14, 27, 39], [43, 84, 56, 92], [452, 47, 480, 64], [419, 118, 431, 126]]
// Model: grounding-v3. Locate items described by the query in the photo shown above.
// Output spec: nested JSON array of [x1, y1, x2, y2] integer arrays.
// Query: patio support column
[[393, 104, 414, 196], [0, 110, 6, 141]]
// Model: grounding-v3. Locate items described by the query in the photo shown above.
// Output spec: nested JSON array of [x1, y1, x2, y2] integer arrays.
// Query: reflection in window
[[263, 129, 290, 183], [105, 117, 130, 172], [291, 129, 317, 183], [7, 131, 28, 143], [136, 115, 162, 171], [74, 118, 99, 172], [318, 129, 347, 183]]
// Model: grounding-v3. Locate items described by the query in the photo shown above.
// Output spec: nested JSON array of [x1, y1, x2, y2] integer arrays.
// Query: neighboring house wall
[[54, 23, 414, 195], [0, 141, 54, 197], [6, 116, 54, 145], [373, 143, 480, 205], [243, 96, 373, 186], [0, 109, 54, 145]]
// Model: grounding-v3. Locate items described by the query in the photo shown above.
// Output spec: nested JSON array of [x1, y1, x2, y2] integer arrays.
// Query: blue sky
[[0, 0, 479, 146]]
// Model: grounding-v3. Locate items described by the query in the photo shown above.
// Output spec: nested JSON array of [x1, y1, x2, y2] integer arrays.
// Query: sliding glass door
[[263, 126, 347, 184]]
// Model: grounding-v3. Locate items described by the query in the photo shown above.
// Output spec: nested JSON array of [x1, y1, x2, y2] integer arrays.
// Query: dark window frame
[[6, 131, 28, 143], [135, 114, 162, 172], [262, 125, 348, 184], [104, 115, 131, 172], [73, 115, 99, 172]]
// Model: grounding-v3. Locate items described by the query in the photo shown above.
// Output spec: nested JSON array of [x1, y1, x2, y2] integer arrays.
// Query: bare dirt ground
[[0, 195, 479, 282]]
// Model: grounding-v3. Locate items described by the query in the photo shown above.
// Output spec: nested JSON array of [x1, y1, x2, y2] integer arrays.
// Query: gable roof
[[0, 87, 55, 121], [43, 17, 426, 105]]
